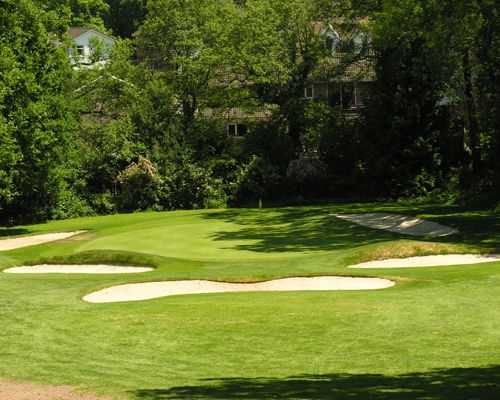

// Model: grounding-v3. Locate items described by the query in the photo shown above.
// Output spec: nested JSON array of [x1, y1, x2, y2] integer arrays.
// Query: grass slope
[[1, 202, 500, 399]]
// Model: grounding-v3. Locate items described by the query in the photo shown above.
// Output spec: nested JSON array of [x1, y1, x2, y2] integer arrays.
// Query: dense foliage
[[1, 0, 500, 223], [0, 0, 76, 223]]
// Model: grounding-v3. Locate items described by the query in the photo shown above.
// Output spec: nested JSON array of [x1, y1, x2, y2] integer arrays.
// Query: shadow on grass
[[132, 366, 500, 399], [202, 208, 396, 253], [0, 228, 30, 237], [202, 205, 500, 254], [424, 213, 500, 252], [332, 203, 500, 251]]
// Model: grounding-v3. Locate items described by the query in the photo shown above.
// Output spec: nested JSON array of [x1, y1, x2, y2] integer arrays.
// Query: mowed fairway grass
[[1, 202, 500, 399]]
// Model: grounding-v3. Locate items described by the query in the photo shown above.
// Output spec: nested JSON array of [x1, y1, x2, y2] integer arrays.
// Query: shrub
[[52, 188, 95, 220], [286, 156, 328, 196], [161, 159, 227, 210], [232, 156, 284, 204], [90, 192, 117, 215], [117, 156, 160, 211]]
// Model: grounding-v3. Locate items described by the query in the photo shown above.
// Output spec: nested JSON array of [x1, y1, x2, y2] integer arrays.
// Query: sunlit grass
[[1, 202, 500, 399]]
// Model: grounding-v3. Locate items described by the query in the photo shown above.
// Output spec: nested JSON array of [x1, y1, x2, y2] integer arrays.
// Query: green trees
[[104, 0, 147, 37], [0, 0, 77, 223], [137, 0, 238, 135], [363, 0, 500, 196], [469, 1, 500, 192], [236, 0, 327, 153], [34, 0, 109, 31], [358, 0, 449, 195], [0, 122, 19, 213], [3, 0, 500, 223]]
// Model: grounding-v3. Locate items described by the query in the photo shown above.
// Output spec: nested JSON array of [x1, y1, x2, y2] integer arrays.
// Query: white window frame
[[227, 123, 247, 138], [304, 85, 314, 99], [227, 123, 238, 137]]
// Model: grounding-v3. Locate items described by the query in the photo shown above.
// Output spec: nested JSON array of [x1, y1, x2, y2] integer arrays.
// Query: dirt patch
[[334, 213, 458, 237], [83, 276, 395, 303], [0, 232, 86, 252], [4, 264, 153, 274], [350, 254, 500, 269], [0, 380, 112, 400]]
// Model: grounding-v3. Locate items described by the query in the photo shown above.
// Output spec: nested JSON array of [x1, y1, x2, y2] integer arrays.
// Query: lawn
[[1, 201, 500, 399]]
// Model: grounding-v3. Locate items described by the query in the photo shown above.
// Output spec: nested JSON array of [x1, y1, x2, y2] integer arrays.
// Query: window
[[355, 82, 372, 108], [227, 124, 237, 137], [329, 83, 341, 107], [227, 123, 247, 137], [342, 82, 355, 109], [238, 124, 248, 136], [314, 83, 328, 99], [304, 85, 314, 99], [76, 46, 85, 56]]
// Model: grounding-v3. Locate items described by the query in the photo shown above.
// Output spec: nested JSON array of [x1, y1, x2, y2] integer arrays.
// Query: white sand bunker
[[351, 254, 500, 269], [4, 264, 153, 274], [334, 213, 458, 237], [0, 231, 86, 251], [83, 276, 395, 303]]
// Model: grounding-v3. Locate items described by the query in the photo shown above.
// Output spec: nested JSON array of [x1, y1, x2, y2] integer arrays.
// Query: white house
[[67, 27, 116, 68]]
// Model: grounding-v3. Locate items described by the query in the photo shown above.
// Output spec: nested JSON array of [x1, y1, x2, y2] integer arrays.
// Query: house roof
[[67, 27, 91, 39], [67, 27, 114, 41]]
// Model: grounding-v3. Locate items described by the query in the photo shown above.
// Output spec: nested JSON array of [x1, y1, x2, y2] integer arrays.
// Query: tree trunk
[[462, 49, 481, 177]]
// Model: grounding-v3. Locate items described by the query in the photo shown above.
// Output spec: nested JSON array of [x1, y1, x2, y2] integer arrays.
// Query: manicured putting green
[[0, 203, 499, 400]]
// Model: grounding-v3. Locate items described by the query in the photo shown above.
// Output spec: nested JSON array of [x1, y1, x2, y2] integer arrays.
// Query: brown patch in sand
[[0, 380, 112, 400]]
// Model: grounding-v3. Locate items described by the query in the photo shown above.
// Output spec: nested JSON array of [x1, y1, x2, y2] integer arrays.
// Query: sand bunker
[[0, 379, 111, 400], [83, 276, 395, 303], [351, 254, 500, 269], [0, 231, 86, 251], [4, 264, 153, 274], [334, 213, 458, 237]]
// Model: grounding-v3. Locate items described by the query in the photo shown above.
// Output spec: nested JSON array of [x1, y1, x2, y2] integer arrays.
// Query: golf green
[[1, 202, 500, 399]]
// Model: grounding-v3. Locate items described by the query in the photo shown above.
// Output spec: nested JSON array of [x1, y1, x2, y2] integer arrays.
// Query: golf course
[[1, 201, 500, 399]]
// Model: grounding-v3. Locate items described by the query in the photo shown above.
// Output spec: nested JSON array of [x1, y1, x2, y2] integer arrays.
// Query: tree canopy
[[1, 0, 500, 223]]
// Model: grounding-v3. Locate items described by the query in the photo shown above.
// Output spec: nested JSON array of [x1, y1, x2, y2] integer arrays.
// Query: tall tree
[[237, 0, 370, 155], [104, 0, 147, 37], [137, 0, 238, 136], [0, 0, 77, 222], [34, 0, 109, 30]]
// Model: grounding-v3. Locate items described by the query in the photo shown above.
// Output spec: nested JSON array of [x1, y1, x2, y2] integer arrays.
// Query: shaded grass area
[[202, 208, 394, 253], [1, 202, 500, 398], [0, 228, 29, 237], [133, 366, 500, 399]]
